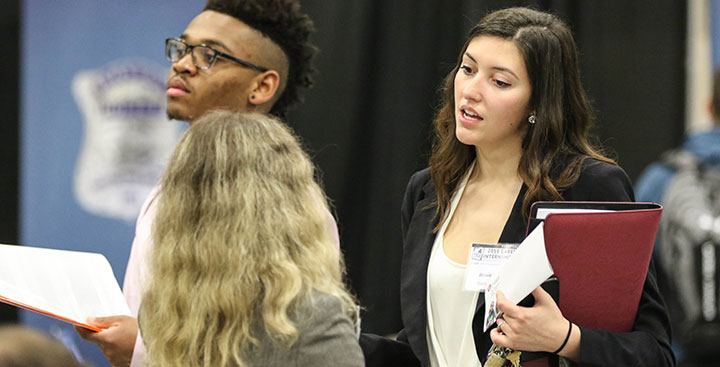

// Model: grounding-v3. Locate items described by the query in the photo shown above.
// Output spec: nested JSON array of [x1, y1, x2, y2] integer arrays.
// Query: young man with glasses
[[76, 1, 319, 366]]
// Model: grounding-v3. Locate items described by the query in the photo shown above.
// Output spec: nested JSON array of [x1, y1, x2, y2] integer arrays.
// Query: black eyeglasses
[[165, 37, 269, 72]]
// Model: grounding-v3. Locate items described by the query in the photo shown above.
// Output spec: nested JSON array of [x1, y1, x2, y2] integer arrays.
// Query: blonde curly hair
[[140, 111, 356, 367]]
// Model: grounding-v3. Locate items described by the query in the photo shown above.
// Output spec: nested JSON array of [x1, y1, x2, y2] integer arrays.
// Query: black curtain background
[[0, 0, 686, 335], [289, 0, 686, 335], [0, 0, 19, 324]]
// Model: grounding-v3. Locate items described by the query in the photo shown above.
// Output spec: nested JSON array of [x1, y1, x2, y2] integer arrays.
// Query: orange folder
[[0, 244, 131, 332], [0, 295, 103, 332]]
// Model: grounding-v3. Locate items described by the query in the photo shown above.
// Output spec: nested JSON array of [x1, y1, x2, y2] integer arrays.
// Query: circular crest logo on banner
[[72, 60, 181, 221]]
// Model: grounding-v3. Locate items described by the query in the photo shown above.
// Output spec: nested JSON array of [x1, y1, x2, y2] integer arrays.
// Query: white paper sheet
[[0, 244, 130, 330], [483, 223, 554, 331], [535, 207, 611, 219]]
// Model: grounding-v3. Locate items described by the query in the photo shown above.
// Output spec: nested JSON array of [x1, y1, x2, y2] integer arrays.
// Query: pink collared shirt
[[123, 186, 158, 367]]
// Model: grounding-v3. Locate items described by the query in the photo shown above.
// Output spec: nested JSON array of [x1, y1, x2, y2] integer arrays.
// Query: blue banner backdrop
[[710, 0, 720, 68], [21, 1, 198, 365], [713, 0, 720, 67]]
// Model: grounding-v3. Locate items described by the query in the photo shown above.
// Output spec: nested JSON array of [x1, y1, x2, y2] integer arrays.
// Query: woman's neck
[[472, 140, 523, 184]]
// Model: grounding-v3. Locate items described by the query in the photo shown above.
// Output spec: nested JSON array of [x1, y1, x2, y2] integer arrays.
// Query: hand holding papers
[[484, 201, 662, 332], [483, 223, 554, 331], [481, 201, 662, 367], [537, 202, 662, 332], [0, 244, 130, 331]]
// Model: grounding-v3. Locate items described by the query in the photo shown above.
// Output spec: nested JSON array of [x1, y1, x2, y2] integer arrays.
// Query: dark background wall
[[0, 0, 19, 324], [0, 0, 686, 336], [289, 0, 687, 334]]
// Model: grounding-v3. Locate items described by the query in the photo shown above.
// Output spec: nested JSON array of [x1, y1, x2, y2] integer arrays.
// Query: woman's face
[[454, 35, 532, 149]]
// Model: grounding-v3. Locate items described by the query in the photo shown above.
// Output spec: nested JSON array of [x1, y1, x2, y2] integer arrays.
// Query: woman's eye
[[493, 79, 511, 87], [459, 65, 473, 74]]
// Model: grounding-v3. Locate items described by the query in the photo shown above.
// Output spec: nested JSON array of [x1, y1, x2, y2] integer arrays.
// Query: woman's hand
[[489, 286, 580, 360]]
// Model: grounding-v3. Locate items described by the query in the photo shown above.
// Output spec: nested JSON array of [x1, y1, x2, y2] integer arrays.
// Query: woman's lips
[[458, 106, 484, 125]]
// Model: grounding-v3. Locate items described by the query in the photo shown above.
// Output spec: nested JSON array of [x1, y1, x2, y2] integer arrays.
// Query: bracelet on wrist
[[553, 320, 573, 354]]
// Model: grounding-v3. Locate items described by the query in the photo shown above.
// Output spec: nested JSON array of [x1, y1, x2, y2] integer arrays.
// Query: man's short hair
[[204, 0, 317, 118]]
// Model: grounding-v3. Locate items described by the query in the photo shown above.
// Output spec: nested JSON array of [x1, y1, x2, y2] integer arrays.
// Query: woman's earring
[[528, 114, 537, 124]]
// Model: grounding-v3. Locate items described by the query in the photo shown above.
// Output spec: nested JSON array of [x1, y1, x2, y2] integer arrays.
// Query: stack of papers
[[0, 244, 130, 331]]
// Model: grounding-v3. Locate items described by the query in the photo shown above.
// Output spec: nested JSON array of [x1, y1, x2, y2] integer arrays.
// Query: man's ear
[[248, 70, 281, 106], [708, 99, 716, 120]]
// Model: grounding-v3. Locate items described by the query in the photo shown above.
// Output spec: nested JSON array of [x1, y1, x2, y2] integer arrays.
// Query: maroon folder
[[528, 201, 662, 333]]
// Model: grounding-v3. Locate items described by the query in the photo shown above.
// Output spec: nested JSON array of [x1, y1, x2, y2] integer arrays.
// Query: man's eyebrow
[[464, 52, 520, 80], [180, 33, 234, 54]]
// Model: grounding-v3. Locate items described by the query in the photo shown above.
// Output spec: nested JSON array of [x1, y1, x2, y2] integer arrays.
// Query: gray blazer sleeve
[[268, 293, 365, 367]]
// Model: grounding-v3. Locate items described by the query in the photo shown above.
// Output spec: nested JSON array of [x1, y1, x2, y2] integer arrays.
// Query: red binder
[[528, 202, 662, 332]]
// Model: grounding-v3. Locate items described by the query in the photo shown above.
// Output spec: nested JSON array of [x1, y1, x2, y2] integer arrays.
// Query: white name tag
[[463, 243, 519, 292]]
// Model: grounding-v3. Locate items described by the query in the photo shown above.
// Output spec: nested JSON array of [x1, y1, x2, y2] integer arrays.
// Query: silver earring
[[528, 115, 537, 124]]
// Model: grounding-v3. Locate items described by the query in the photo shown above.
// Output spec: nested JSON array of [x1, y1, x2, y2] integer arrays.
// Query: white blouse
[[426, 168, 482, 367]]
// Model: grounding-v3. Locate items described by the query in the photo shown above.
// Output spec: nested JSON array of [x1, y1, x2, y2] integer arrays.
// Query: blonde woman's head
[[140, 111, 354, 367]]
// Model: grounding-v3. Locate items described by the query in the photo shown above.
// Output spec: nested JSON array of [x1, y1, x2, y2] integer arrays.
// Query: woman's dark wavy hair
[[204, 0, 318, 118], [430, 7, 614, 230]]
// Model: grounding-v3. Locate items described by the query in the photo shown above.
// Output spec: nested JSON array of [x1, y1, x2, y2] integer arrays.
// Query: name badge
[[463, 243, 519, 292]]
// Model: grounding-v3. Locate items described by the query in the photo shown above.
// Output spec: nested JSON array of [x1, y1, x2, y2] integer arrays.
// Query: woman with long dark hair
[[362, 7, 674, 367]]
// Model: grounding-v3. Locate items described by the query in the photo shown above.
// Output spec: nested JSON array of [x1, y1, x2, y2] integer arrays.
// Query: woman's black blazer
[[360, 159, 675, 367]]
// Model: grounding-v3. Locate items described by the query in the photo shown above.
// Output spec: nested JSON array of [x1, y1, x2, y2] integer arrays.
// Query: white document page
[[535, 207, 612, 219], [0, 244, 130, 330], [483, 223, 554, 331]]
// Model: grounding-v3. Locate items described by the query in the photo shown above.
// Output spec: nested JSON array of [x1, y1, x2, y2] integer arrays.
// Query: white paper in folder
[[0, 243, 130, 331]]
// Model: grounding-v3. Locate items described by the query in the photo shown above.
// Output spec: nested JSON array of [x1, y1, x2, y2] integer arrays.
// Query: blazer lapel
[[473, 185, 528, 362], [400, 180, 438, 367], [473, 184, 528, 313]]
